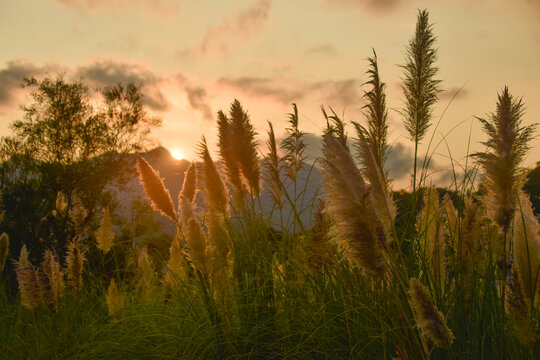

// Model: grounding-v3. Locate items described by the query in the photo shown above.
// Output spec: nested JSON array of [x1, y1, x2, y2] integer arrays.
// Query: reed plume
[[96, 207, 114, 254], [401, 9, 441, 191], [443, 194, 458, 239], [180, 161, 197, 203], [136, 247, 155, 301], [460, 195, 484, 275], [321, 129, 388, 276], [282, 103, 306, 182], [207, 210, 231, 293], [506, 275, 538, 348], [307, 200, 335, 272], [354, 123, 396, 238], [198, 138, 229, 216], [217, 110, 245, 206], [229, 99, 261, 198], [0, 232, 8, 272], [362, 49, 389, 171], [473, 87, 537, 234], [15, 245, 41, 310], [409, 278, 454, 348], [513, 192, 540, 309], [166, 235, 186, 286], [179, 194, 208, 274], [66, 237, 85, 294], [106, 279, 125, 321], [417, 188, 446, 285], [136, 155, 176, 222], [263, 121, 284, 209], [40, 250, 64, 310]]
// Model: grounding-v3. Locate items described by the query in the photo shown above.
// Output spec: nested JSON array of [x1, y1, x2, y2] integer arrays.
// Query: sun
[[171, 149, 184, 160]]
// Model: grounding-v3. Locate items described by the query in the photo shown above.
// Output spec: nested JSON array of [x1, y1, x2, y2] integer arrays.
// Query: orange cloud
[[197, 0, 272, 55], [52, 0, 180, 18]]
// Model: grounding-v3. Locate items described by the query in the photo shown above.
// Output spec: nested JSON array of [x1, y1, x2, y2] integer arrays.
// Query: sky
[[0, 0, 539, 189]]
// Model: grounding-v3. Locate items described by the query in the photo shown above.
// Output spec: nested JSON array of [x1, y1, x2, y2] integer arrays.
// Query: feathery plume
[[409, 278, 454, 348], [136, 155, 176, 222], [136, 247, 155, 301], [460, 195, 485, 275], [0, 232, 8, 272], [55, 191, 67, 216], [513, 192, 540, 309], [106, 279, 125, 321], [180, 161, 197, 203], [15, 245, 41, 310], [198, 138, 229, 216], [96, 207, 115, 254], [66, 238, 85, 294], [401, 9, 441, 145], [217, 110, 246, 206], [281, 103, 306, 182], [473, 87, 537, 234], [321, 132, 387, 276], [207, 210, 230, 293], [443, 194, 458, 239], [166, 235, 186, 286], [69, 199, 87, 230], [263, 121, 284, 209], [354, 123, 396, 238], [307, 200, 335, 272], [40, 250, 64, 310], [506, 275, 538, 348], [229, 99, 261, 197], [362, 49, 389, 171], [179, 195, 208, 274], [417, 188, 446, 284]]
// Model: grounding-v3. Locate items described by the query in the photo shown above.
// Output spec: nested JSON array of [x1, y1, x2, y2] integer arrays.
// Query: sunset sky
[[1, 0, 539, 189]]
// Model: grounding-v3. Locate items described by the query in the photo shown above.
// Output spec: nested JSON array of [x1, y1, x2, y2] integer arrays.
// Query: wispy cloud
[[439, 86, 469, 101], [0, 58, 214, 121], [0, 60, 58, 109], [305, 43, 338, 56], [325, 0, 401, 13], [77, 59, 171, 111], [196, 0, 272, 55], [217, 76, 362, 110], [51, 0, 180, 18]]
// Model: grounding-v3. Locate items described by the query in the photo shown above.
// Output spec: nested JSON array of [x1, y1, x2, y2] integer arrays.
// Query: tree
[[0, 74, 161, 266]]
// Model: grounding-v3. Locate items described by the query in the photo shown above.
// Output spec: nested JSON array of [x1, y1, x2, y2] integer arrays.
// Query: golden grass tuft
[[106, 279, 125, 321], [96, 207, 115, 254], [15, 245, 41, 310], [179, 195, 208, 274], [262, 121, 284, 209], [417, 188, 446, 286], [321, 132, 388, 277], [66, 238, 85, 294], [40, 250, 64, 310], [136, 247, 156, 301], [198, 138, 229, 216], [136, 155, 176, 222], [180, 161, 197, 204], [166, 235, 186, 286], [409, 278, 454, 348], [0, 232, 8, 272]]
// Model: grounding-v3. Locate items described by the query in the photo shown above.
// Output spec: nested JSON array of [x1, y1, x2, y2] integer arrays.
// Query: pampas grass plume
[[136, 155, 177, 222], [66, 238, 85, 294], [106, 279, 125, 321], [15, 245, 41, 310], [40, 250, 64, 310], [409, 278, 454, 348], [96, 207, 115, 254]]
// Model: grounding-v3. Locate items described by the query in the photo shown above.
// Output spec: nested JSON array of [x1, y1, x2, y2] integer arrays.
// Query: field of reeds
[[0, 10, 539, 360]]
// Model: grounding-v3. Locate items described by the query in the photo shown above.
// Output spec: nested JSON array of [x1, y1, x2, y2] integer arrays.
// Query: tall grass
[[1, 9, 539, 360]]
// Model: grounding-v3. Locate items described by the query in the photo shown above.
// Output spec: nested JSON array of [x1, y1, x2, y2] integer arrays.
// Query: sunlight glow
[[171, 149, 184, 160]]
